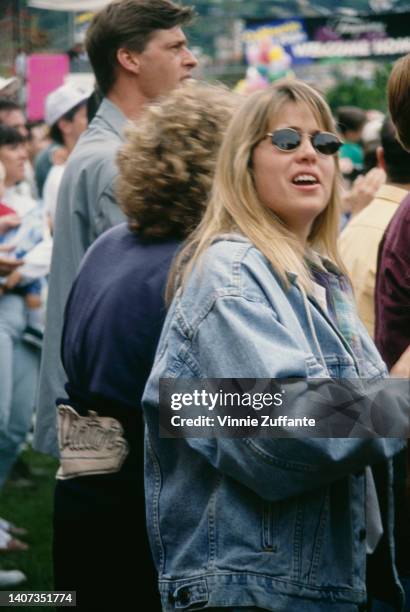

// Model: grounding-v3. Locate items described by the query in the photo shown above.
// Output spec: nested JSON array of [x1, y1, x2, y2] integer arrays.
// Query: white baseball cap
[[45, 83, 91, 126], [0, 76, 19, 96]]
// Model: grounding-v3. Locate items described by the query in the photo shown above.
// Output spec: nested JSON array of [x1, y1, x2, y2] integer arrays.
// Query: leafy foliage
[[326, 63, 392, 111]]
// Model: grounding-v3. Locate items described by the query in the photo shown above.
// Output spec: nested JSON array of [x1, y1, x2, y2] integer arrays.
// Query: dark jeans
[[53, 476, 161, 611], [371, 576, 410, 611]]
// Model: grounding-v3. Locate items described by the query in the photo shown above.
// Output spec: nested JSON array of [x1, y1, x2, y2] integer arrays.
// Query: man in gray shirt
[[34, 0, 197, 456]]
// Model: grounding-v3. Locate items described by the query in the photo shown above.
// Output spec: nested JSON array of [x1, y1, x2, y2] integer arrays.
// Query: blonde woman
[[142, 81, 404, 611]]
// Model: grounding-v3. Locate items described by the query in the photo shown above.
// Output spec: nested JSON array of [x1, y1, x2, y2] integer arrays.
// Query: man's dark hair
[[0, 98, 22, 117], [336, 106, 366, 135], [363, 142, 379, 174], [87, 88, 103, 123], [381, 115, 410, 184], [0, 124, 26, 147], [85, 0, 194, 95], [50, 100, 87, 145]]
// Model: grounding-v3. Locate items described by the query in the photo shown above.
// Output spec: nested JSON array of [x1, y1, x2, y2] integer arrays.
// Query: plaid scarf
[[308, 256, 365, 368]]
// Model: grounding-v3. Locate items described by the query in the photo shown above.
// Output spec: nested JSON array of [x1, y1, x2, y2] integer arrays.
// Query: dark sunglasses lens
[[271, 129, 301, 151], [313, 133, 341, 155]]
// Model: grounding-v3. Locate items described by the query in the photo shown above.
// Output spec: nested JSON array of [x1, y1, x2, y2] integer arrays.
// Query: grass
[[0, 447, 58, 606]]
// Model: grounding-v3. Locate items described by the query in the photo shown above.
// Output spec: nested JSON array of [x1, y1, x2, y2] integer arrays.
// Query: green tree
[[326, 63, 392, 112]]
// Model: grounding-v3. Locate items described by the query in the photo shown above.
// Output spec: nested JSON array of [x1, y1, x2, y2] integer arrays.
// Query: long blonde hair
[[168, 79, 343, 299]]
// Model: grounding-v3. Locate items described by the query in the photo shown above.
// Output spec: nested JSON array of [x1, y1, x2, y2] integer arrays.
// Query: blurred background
[[1, 0, 410, 594], [1, 0, 410, 118]]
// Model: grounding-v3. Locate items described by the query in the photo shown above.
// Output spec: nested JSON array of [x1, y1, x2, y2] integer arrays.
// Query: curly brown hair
[[116, 81, 239, 240]]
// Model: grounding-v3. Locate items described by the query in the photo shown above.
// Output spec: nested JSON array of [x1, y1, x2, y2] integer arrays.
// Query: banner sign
[[244, 12, 410, 63], [26, 54, 69, 121], [29, 0, 109, 10]]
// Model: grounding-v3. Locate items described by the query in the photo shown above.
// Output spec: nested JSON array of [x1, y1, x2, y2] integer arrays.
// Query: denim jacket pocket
[[262, 502, 278, 552], [261, 499, 301, 579], [303, 480, 357, 589]]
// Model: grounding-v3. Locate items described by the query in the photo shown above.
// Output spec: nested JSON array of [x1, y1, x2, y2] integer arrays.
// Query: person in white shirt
[[0, 124, 51, 488], [42, 85, 90, 231], [0, 98, 38, 198]]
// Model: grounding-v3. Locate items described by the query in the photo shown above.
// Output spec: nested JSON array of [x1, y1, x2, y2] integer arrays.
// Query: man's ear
[[376, 145, 386, 171], [116, 48, 140, 76]]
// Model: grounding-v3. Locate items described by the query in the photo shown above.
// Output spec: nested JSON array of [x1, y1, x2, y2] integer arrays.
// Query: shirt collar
[[305, 248, 343, 277], [374, 183, 409, 205], [95, 98, 128, 140]]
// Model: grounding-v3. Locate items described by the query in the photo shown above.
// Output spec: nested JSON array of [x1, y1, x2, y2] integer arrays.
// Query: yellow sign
[[75, 12, 94, 25]]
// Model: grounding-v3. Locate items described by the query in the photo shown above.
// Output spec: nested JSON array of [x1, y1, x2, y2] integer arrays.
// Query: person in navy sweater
[[52, 81, 237, 611]]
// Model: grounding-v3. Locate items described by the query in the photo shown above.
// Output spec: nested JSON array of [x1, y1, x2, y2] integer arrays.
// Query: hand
[[339, 157, 354, 176], [390, 345, 410, 378], [0, 214, 20, 235], [0, 256, 23, 276], [51, 146, 69, 166], [0, 244, 14, 253], [3, 270, 22, 290], [342, 168, 386, 217]]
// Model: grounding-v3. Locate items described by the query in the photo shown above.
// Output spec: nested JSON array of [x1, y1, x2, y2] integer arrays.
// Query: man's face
[[59, 103, 88, 146], [70, 104, 88, 142], [134, 27, 197, 100], [0, 109, 28, 139], [27, 123, 51, 160]]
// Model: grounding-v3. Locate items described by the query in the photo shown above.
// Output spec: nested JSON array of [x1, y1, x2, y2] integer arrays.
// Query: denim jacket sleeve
[[145, 300, 405, 501], [143, 240, 404, 501]]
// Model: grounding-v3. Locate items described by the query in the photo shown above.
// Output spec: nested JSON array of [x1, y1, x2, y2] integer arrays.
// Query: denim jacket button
[[359, 528, 366, 541]]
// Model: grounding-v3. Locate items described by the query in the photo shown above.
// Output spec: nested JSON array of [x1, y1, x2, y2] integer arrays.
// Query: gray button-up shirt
[[34, 98, 127, 456]]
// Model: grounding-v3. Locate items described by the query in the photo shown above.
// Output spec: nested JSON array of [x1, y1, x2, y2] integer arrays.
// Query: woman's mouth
[[291, 173, 320, 190]]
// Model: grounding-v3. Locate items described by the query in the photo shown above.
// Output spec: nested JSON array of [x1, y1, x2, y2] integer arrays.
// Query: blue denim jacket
[[142, 234, 404, 611]]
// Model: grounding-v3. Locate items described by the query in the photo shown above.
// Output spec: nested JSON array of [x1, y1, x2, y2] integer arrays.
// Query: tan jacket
[[339, 184, 408, 338]]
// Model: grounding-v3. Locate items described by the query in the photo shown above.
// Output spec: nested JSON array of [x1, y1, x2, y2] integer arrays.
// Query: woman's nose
[[296, 134, 318, 160]]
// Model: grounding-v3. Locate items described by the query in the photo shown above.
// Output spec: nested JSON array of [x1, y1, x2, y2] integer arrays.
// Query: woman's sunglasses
[[266, 128, 342, 156]]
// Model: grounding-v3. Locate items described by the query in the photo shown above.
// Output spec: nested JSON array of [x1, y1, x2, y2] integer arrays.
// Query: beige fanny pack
[[56, 404, 129, 480]]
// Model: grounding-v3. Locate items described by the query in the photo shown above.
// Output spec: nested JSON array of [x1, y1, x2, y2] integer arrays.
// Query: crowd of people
[[0, 0, 410, 610]]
